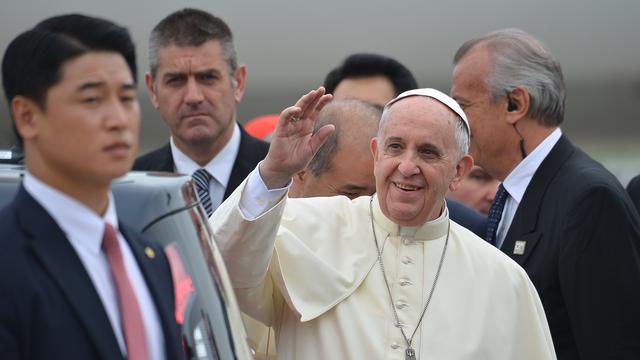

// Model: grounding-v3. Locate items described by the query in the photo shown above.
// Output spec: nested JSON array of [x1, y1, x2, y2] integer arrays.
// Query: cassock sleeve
[[209, 170, 290, 327]]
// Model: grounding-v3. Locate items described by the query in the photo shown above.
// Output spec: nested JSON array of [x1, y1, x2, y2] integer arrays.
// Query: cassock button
[[395, 300, 408, 310], [399, 278, 413, 286], [391, 343, 401, 350], [402, 238, 416, 245], [401, 256, 414, 265]]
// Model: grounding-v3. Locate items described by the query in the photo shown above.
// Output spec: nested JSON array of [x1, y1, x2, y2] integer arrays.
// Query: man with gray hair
[[134, 8, 268, 216], [210, 87, 555, 359], [289, 99, 381, 199], [451, 28, 640, 359]]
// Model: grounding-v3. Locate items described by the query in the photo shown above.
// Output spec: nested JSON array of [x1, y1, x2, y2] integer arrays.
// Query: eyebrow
[[76, 81, 136, 92], [384, 136, 403, 144], [162, 68, 222, 78]]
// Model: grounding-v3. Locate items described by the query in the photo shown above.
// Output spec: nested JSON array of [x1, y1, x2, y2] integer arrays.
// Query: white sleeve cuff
[[239, 164, 290, 220]]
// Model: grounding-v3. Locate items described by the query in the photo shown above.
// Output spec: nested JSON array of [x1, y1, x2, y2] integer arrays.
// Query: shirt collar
[[503, 128, 562, 203], [170, 123, 241, 187], [371, 194, 449, 241], [23, 171, 119, 255]]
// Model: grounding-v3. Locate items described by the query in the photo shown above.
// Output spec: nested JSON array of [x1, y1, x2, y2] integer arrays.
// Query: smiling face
[[21, 51, 139, 187], [146, 40, 245, 159], [372, 97, 472, 226]]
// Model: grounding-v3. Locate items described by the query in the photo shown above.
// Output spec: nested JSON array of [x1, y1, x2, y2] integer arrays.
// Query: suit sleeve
[[558, 185, 640, 359]]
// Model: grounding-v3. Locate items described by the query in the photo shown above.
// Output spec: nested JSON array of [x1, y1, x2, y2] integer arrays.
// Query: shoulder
[[627, 175, 640, 210], [133, 144, 172, 171], [239, 127, 270, 157], [449, 221, 531, 282]]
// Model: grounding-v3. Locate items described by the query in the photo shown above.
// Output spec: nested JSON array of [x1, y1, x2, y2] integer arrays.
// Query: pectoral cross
[[406, 347, 416, 360]]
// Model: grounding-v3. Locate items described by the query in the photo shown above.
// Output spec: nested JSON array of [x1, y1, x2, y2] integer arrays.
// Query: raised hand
[[259, 87, 334, 189]]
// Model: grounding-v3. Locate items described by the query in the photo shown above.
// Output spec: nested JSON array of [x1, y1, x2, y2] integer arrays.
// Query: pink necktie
[[102, 223, 149, 360]]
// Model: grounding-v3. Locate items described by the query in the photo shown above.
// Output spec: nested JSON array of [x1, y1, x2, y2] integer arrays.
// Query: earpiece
[[507, 97, 517, 112]]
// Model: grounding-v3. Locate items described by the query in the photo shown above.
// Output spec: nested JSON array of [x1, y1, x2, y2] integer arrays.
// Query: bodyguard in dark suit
[[133, 9, 268, 215], [0, 14, 184, 360], [452, 28, 640, 359]]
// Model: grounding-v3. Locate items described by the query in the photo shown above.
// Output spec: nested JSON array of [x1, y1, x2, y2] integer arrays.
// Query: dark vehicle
[[0, 163, 253, 360]]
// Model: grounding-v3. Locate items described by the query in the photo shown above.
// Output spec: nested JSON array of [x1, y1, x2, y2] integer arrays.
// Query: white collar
[[503, 128, 562, 203], [170, 122, 241, 186], [372, 194, 449, 240], [23, 171, 118, 255]]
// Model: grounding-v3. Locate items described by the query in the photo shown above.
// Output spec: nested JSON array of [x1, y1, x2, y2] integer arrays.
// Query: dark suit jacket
[[446, 198, 486, 237], [133, 125, 269, 200], [501, 135, 640, 359], [627, 174, 640, 213], [0, 186, 184, 360]]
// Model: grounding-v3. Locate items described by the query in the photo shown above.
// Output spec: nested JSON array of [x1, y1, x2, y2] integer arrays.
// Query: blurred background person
[[447, 166, 500, 215], [323, 53, 417, 106], [289, 99, 380, 199], [134, 8, 268, 216]]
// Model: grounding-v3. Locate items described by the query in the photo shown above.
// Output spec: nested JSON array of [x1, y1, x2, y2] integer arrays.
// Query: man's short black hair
[[2, 14, 137, 144], [323, 53, 418, 96]]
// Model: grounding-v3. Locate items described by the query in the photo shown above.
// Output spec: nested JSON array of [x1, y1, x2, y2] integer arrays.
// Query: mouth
[[103, 142, 131, 157], [393, 182, 423, 192], [182, 113, 209, 120]]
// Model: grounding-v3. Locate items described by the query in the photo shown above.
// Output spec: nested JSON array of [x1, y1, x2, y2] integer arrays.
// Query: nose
[[184, 77, 204, 105], [105, 97, 138, 131], [397, 153, 420, 177]]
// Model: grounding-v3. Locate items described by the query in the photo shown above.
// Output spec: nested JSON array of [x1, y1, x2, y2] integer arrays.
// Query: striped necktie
[[485, 184, 509, 246], [193, 168, 214, 217]]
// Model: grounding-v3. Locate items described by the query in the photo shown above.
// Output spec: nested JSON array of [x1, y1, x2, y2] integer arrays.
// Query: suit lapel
[[16, 187, 123, 360], [224, 127, 266, 199], [157, 143, 176, 172], [502, 135, 575, 266]]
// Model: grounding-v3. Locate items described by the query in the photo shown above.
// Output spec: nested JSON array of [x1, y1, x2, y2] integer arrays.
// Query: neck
[[174, 122, 235, 167], [26, 156, 110, 215], [495, 119, 557, 181]]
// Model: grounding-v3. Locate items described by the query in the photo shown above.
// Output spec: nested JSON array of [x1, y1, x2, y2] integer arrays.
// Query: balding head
[[290, 99, 382, 199]]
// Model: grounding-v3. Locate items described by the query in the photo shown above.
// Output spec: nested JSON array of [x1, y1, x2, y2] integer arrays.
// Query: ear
[[449, 154, 474, 192], [289, 170, 308, 198], [505, 86, 530, 125], [11, 96, 41, 142], [145, 72, 159, 109], [370, 137, 379, 160], [233, 64, 247, 103]]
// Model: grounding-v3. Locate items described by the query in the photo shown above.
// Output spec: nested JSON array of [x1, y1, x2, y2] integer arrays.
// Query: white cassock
[[210, 172, 556, 360]]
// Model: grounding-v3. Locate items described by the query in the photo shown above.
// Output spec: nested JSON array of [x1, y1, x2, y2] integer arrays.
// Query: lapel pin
[[145, 247, 156, 259], [513, 241, 526, 255]]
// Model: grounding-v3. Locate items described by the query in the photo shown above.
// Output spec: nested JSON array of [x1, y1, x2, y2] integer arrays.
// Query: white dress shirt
[[171, 123, 241, 209], [24, 172, 166, 360], [496, 128, 562, 248]]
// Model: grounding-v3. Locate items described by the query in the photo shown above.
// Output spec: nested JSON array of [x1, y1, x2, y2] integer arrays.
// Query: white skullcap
[[384, 88, 470, 136]]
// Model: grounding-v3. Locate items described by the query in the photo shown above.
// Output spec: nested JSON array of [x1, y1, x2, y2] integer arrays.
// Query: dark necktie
[[485, 184, 509, 246], [102, 223, 148, 360], [193, 168, 213, 217]]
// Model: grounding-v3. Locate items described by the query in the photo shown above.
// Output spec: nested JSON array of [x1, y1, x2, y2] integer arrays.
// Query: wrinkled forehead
[[379, 96, 459, 136], [383, 88, 470, 135]]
